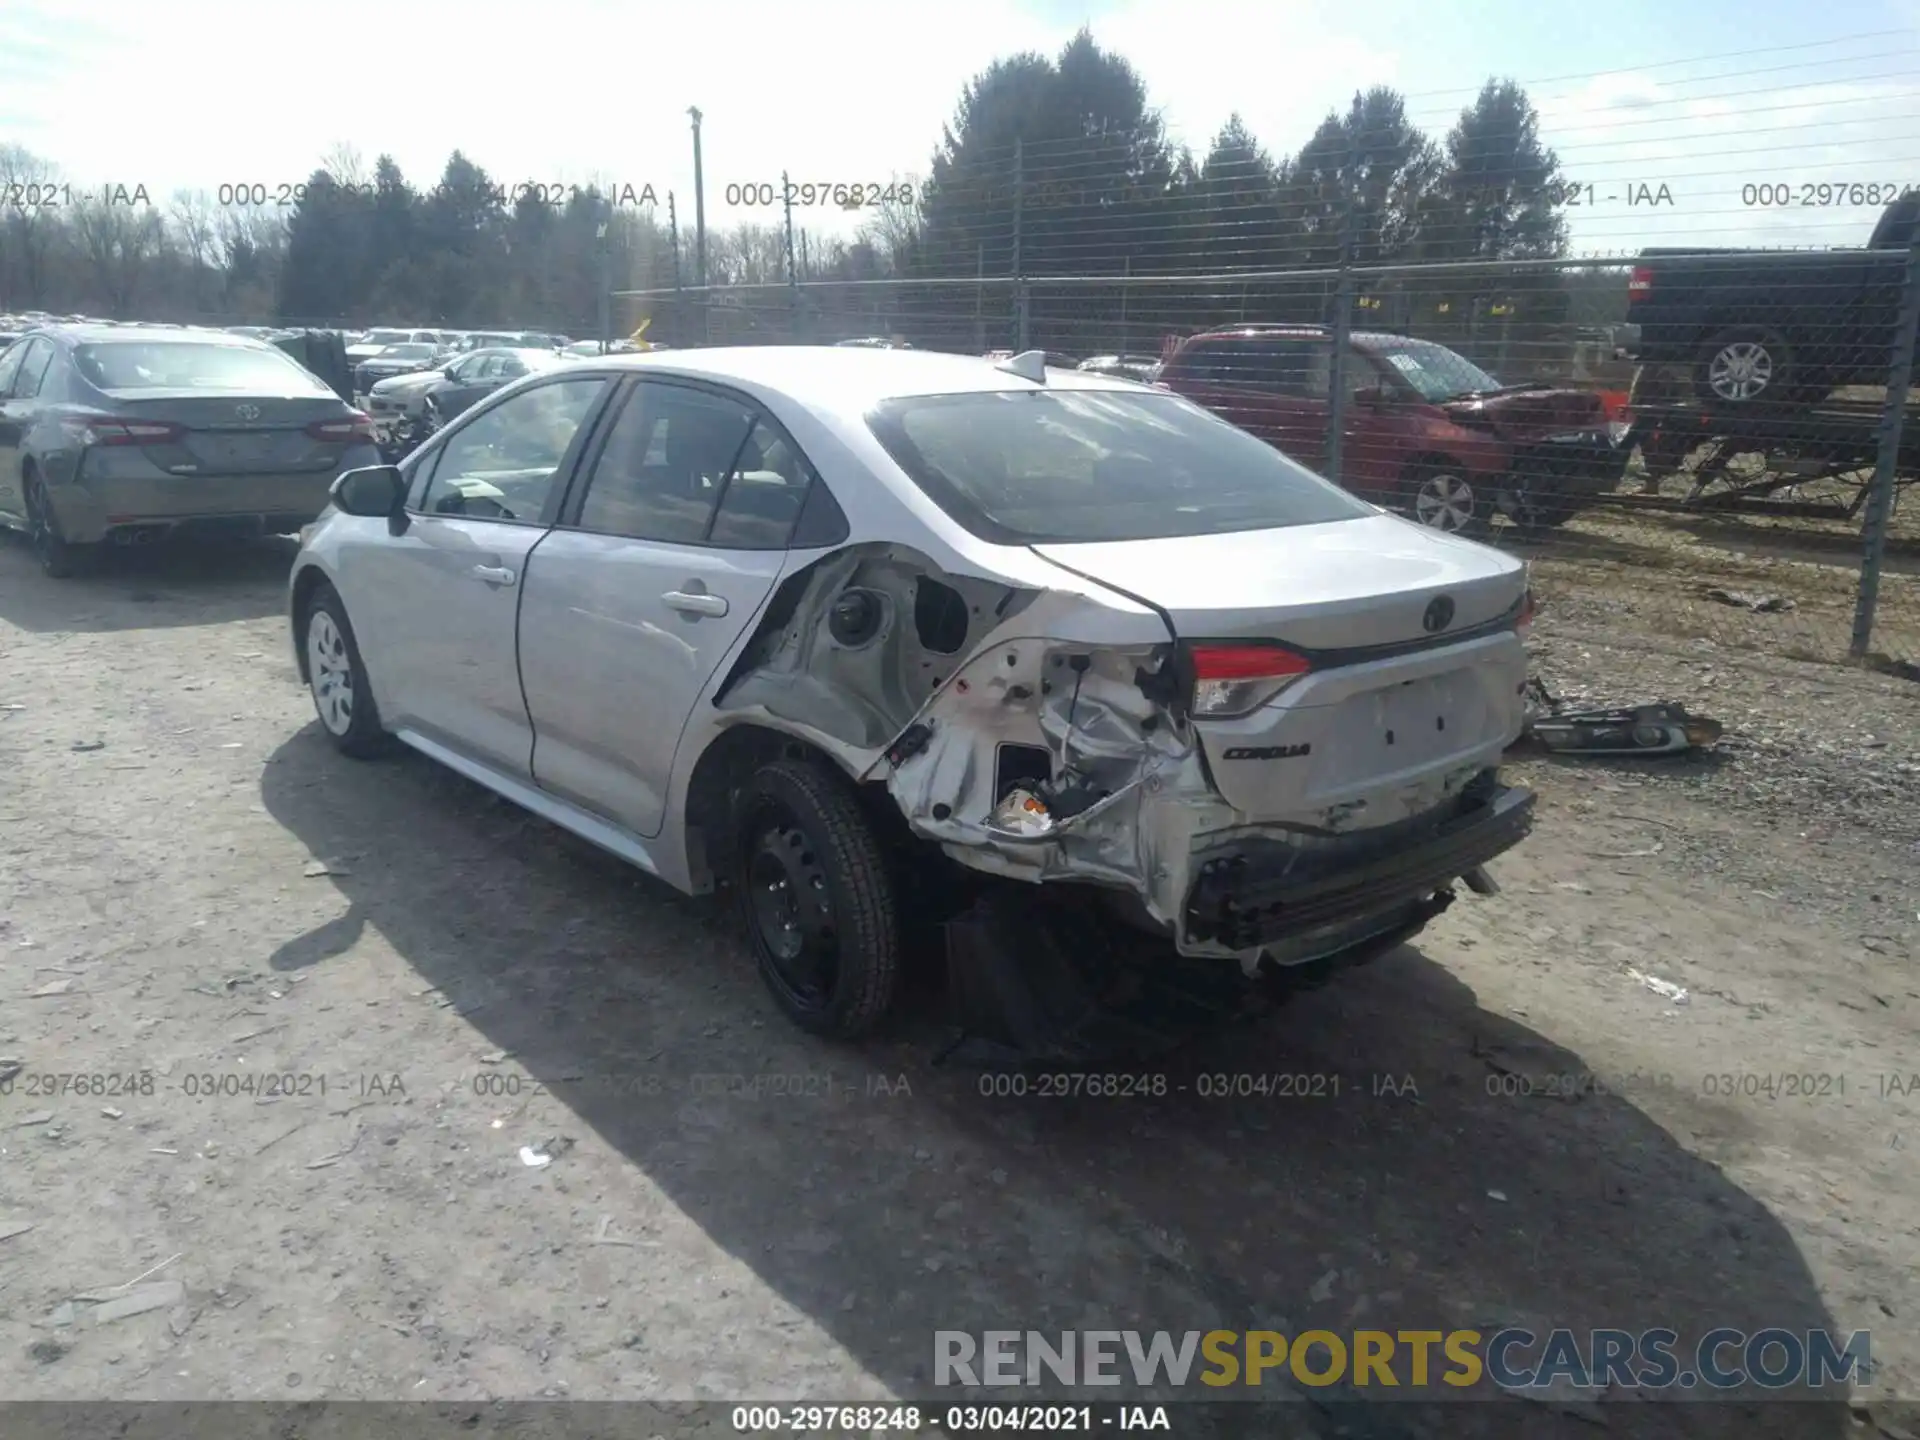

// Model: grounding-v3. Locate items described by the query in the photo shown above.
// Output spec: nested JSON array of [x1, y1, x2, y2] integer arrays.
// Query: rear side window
[[74, 342, 323, 393], [707, 420, 816, 550], [574, 383, 758, 544], [10, 339, 54, 399], [867, 389, 1372, 544]]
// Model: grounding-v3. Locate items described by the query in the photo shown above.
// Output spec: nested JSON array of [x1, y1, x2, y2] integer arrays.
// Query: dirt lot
[[0, 525, 1916, 1440]]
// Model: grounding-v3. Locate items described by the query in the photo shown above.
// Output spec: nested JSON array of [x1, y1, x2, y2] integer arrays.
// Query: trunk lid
[[92, 392, 359, 475], [1031, 513, 1528, 819]]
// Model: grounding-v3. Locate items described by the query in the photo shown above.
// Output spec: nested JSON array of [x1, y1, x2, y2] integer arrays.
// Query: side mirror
[[331, 464, 406, 518], [1354, 386, 1394, 408]]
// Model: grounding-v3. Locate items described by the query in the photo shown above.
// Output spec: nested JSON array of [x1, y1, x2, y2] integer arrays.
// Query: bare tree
[[71, 199, 168, 315], [855, 182, 921, 273], [0, 144, 65, 309], [320, 144, 368, 189], [169, 189, 221, 312]]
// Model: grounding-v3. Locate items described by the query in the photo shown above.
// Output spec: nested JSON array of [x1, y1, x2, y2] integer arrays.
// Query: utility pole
[[596, 202, 612, 354], [782, 170, 800, 340], [1011, 138, 1027, 350], [1324, 105, 1363, 487], [687, 107, 708, 289]]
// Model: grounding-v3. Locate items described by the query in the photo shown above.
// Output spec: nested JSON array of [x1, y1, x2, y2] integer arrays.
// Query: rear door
[[518, 379, 806, 837], [0, 338, 45, 518], [341, 373, 614, 775]]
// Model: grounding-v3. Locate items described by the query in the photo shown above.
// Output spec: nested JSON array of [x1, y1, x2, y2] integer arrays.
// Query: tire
[[1401, 462, 1484, 535], [24, 471, 92, 579], [301, 582, 392, 758], [1694, 326, 1795, 408], [1507, 485, 1579, 536], [733, 757, 901, 1040]]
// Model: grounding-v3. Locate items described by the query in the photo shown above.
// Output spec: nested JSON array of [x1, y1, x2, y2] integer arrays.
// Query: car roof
[[1184, 325, 1421, 349], [573, 345, 1149, 409], [27, 323, 271, 347]]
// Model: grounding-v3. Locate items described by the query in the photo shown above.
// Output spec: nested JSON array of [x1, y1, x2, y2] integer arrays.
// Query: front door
[[342, 373, 612, 776]]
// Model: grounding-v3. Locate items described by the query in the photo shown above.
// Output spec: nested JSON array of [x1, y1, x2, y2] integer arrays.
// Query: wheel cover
[[744, 808, 839, 1012], [1413, 472, 1476, 531], [1708, 340, 1773, 401], [306, 610, 355, 735]]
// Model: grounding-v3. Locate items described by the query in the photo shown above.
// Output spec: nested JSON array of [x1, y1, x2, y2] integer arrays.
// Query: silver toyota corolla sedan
[[288, 347, 1536, 1042]]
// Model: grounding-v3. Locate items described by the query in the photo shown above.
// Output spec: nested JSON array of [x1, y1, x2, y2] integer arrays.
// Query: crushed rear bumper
[[1183, 781, 1535, 951]]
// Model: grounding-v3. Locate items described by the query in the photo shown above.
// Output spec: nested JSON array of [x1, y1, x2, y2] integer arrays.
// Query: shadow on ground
[[259, 726, 1851, 1440], [0, 532, 294, 634]]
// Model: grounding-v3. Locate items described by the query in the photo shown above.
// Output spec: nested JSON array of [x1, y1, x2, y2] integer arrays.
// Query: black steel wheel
[[734, 758, 900, 1039]]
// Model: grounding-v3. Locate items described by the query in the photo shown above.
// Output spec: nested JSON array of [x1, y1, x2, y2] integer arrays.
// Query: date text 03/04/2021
[[0, 1070, 405, 1101], [207, 181, 657, 210], [729, 1404, 1172, 1433]]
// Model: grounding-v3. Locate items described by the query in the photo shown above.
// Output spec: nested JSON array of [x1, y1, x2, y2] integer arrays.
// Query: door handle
[[471, 564, 517, 585], [662, 589, 729, 617]]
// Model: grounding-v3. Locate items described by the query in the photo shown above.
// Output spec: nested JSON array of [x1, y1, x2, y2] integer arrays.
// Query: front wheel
[[1402, 464, 1483, 534], [734, 758, 901, 1040], [302, 582, 392, 758]]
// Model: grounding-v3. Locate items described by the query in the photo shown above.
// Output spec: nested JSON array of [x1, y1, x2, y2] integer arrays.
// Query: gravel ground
[[0, 532, 1917, 1440]]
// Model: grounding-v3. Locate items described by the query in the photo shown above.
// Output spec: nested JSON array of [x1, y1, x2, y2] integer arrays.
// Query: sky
[[2, 0, 1919, 260]]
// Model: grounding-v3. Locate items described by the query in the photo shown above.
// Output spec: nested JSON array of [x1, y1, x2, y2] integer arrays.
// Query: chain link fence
[[617, 246, 1920, 677]]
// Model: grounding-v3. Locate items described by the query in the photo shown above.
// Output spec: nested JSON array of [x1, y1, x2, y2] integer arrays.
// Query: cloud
[[6, 1, 1917, 259]]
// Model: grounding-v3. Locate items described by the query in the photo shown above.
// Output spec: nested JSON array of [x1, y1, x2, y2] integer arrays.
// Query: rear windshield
[[867, 389, 1372, 544], [364, 330, 411, 345], [74, 342, 322, 392], [378, 344, 437, 360]]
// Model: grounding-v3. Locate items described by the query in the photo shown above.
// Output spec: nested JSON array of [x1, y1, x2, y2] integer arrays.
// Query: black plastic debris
[[1519, 677, 1723, 757]]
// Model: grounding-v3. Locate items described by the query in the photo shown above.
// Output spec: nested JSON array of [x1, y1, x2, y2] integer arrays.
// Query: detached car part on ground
[[288, 347, 1537, 1052]]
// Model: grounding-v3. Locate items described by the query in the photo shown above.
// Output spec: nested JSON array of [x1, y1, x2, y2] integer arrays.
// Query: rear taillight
[[57, 415, 185, 447], [1188, 643, 1313, 718], [1515, 589, 1536, 641], [1627, 266, 1653, 298], [306, 413, 375, 442]]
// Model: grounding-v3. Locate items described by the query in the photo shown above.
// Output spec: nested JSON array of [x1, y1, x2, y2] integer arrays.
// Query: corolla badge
[[1423, 595, 1456, 633]]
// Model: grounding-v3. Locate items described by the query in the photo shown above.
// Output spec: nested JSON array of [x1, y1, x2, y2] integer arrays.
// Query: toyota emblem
[[235, 403, 261, 420], [1422, 595, 1456, 633]]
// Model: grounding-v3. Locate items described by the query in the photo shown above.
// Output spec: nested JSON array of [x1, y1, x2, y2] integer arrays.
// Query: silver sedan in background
[[288, 347, 1534, 1045]]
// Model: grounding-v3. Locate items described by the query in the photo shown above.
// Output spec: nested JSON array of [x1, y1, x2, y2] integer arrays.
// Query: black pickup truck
[[1625, 192, 1920, 410]]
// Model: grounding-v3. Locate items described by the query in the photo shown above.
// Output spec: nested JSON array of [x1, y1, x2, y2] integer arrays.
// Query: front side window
[[417, 377, 607, 522], [868, 388, 1372, 544]]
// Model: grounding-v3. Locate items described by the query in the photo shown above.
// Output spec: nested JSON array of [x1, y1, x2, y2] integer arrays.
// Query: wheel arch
[[289, 563, 347, 684], [678, 720, 886, 895], [1399, 450, 1474, 485]]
